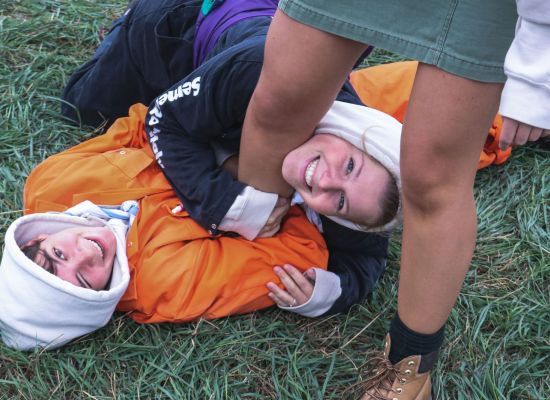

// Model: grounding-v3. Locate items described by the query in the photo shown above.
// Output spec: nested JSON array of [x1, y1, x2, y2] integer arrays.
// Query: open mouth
[[305, 156, 320, 189], [86, 238, 105, 259]]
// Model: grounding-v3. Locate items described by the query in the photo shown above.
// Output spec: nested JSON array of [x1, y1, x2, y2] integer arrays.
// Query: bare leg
[[398, 64, 504, 333], [238, 10, 367, 196]]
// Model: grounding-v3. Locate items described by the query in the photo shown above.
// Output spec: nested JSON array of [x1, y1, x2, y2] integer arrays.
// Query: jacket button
[[211, 224, 217, 229]]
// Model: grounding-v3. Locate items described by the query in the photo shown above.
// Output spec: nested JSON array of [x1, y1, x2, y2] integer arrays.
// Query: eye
[[346, 158, 354, 174], [337, 192, 345, 211], [53, 248, 66, 260]]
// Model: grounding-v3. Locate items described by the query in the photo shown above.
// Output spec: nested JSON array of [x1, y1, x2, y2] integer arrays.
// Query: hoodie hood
[[0, 209, 130, 350]]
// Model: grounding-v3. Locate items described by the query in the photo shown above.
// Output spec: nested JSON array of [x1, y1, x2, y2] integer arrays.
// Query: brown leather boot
[[358, 334, 437, 400]]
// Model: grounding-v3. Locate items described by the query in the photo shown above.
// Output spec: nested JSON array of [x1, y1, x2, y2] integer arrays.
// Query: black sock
[[388, 312, 445, 369]]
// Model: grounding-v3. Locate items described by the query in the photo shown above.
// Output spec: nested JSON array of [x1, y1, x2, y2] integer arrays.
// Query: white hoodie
[[0, 201, 135, 351], [499, 0, 550, 129]]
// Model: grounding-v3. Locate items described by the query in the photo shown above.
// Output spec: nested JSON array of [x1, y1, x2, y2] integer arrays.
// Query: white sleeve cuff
[[279, 268, 342, 318], [499, 18, 550, 129], [219, 186, 278, 240], [499, 76, 550, 130]]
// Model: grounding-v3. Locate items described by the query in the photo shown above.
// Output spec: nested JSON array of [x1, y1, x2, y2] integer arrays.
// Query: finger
[[267, 212, 284, 226], [283, 264, 314, 298], [305, 268, 316, 283], [528, 127, 543, 142], [258, 221, 279, 237], [273, 204, 289, 218], [268, 291, 290, 307], [273, 202, 288, 214], [267, 282, 296, 306], [500, 117, 518, 150], [265, 207, 286, 227], [514, 122, 532, 146], [275, 196, 289, 207], [274, 266, 308, 304], [258, 225, 279, 238], [263, 218, 279, 230]]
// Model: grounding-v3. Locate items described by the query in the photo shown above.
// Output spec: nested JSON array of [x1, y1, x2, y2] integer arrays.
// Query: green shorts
[[279, 0, 518, 83]]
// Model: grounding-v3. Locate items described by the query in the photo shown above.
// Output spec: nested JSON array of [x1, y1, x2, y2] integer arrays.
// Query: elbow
[[247, 75, 312, 134]]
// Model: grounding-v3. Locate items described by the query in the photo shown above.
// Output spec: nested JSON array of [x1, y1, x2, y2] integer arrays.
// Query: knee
[[401, 157, 475, 213]]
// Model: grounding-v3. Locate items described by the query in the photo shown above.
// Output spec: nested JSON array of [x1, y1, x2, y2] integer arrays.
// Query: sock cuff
[[388, 312, 445, 365]]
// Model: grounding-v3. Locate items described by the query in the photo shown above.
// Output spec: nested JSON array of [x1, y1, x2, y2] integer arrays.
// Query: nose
[[61, 240, 98, 269], [316, 168, 339, 191], [55, 249, 95, 283]]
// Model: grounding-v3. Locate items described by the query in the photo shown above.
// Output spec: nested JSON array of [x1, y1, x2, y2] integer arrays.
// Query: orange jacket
[[350, 61, 512, 169], [24, 104, 329, 323]]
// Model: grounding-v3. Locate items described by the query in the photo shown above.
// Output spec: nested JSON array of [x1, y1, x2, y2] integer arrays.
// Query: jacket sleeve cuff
[[218, 186, 278, 240], [279, 268, 342, 318], [499, 17, 550, 129], [499, 77, 550, 130]]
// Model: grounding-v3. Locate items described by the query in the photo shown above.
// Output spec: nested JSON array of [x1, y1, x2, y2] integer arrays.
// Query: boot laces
[[354, 354, 401, 400]]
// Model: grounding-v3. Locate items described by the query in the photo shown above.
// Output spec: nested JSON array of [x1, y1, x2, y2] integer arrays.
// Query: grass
[[0, 1, 548, 399]]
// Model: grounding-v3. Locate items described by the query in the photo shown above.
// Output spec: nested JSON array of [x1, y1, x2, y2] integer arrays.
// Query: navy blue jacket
[[144, 16, 387, 315]]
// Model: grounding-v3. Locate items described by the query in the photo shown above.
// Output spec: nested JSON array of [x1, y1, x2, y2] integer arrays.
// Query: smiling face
[[21, 226, 117, 291], [282, 134, 392, 226]]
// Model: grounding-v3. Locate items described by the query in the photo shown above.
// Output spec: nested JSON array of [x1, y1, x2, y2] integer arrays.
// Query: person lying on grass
[[57, 0, 402, 321], [0, 99, 401, 351]]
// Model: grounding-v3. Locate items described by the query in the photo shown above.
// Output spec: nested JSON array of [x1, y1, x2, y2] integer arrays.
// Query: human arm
[[267, 216, 388, 317], [498, 0, 550, 149], [218, 153, 290, 238], [238, 10, 367, 196], [145, 40, 279, 238]]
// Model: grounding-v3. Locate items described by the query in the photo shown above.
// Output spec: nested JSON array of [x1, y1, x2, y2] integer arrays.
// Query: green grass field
[[0, 1, 548, 399]]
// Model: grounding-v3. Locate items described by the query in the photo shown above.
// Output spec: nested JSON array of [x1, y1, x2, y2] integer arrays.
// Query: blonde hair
[[357, 125, 400, 228]]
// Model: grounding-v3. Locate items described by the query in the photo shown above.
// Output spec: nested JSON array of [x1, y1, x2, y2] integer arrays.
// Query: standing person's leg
[[398, 65, 503, 332], [360, 65, 503, 399], [363, 64, 502, 400], [238, 10, 367, 196]]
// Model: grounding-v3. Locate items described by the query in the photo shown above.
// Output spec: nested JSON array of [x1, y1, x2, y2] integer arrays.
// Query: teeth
[[305, 157, 319, 188], [87, 239, 104, 259]]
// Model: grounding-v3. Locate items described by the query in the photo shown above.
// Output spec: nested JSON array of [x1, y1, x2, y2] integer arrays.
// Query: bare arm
[[238, 10, 367, 196]]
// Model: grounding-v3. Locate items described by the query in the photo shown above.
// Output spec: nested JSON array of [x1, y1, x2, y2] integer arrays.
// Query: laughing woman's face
[[22, 226, 117, 290], [281, 134, 391, 226]]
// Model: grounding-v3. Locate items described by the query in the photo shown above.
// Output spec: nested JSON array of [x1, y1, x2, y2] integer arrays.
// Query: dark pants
[[61, 0, 201, 129]]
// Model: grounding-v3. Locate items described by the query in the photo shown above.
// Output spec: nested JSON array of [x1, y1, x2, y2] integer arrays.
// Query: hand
[[257, 196, 290, 238], [266, 264, 316, 307], [500, 117, 546, 150]]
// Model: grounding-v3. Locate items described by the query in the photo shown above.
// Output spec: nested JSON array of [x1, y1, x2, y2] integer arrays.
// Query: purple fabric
[[194, 0, 278, 68]]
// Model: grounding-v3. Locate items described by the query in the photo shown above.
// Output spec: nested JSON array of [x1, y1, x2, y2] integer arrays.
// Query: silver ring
[[290, 298, 297, 307]]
